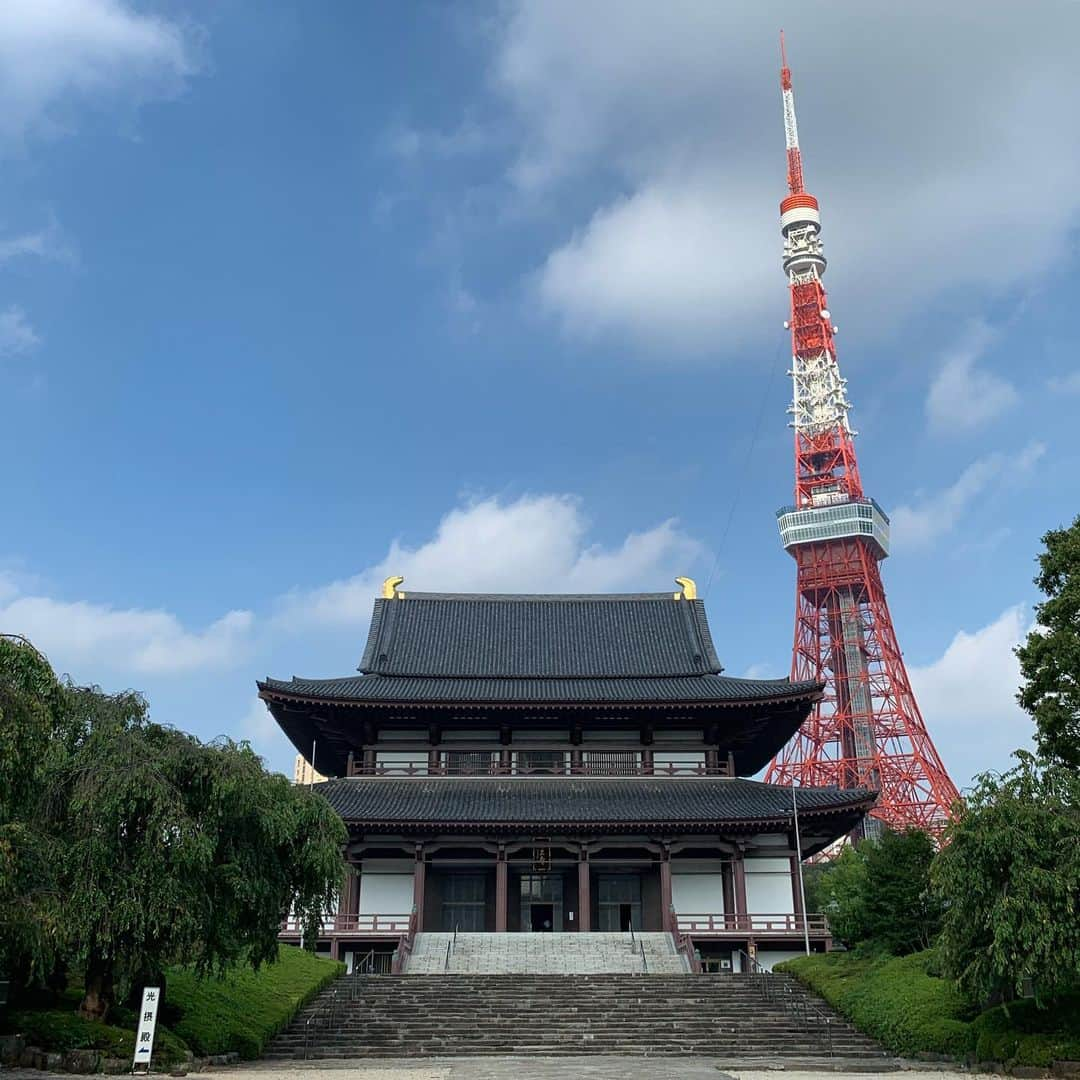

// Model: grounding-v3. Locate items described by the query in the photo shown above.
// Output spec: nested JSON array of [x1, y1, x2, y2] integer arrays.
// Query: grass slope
[[2, 947, 344, 1067], [167, 946, 344, 1059], [778, 951, 1080, 1068]]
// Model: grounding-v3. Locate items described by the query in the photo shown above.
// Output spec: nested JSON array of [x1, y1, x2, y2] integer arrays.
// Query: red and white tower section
[[764, 37, 960, 837]]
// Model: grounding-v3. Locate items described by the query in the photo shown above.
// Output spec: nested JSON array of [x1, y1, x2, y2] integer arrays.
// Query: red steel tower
[[763, 36, 959, 837]]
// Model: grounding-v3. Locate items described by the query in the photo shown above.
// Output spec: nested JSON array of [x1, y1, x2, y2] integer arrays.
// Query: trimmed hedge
[[3, 1009, 190, 1066], [166, 946, 344, 1059], [778, 951, 1080, 1068]]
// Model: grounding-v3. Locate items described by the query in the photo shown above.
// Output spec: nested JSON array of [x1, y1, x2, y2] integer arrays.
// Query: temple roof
[[314, 776, 875, 853], [260, 584, 824, 777], [260, 672, 819, 706], [358, 592, 723, 678]]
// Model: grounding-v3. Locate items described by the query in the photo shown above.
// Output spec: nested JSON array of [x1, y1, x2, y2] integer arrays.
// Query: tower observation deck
[[763, 35, 959, 839]]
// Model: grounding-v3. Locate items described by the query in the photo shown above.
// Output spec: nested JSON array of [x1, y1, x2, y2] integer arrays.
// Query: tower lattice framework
[[763, 36, 959, 837]]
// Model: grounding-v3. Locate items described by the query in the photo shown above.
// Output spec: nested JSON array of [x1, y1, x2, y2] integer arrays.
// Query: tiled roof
[[259, 672, 820, 706], [314, 776, 875, 833], [357, 592, 722, 678]]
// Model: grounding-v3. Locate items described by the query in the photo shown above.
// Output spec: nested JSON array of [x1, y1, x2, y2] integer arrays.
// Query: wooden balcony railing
[[279, 913, 413, 937], [347, 762, 731, 778], [675, 912, 830, 936]]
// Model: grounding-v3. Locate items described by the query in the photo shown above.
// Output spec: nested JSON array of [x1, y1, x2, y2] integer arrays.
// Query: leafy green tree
[[860, 829, 941, 954], [932, 754, 1080, 1004], [0, 635, 347, 1019], [1016, 514, 1080, 769], [816, 842, 870, 948], [0, 637, 74, 984], [47, 697, 347, 1018]]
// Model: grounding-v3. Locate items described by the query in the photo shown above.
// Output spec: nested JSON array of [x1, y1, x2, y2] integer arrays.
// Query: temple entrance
[[441, 873, 486, 931], [597, 873, 642, 931], [530, 903, 555, 931], [519, 872, 563, 931]]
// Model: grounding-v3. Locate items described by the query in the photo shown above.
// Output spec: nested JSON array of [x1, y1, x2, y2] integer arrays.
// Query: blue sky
[[1, 1, 1077, 785]]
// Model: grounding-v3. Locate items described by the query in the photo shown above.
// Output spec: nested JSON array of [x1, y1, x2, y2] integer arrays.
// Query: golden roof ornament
[[381, 575, 405, 599], [674, 576, 697, 601]]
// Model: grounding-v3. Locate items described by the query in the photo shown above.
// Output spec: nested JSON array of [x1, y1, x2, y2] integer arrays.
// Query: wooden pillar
[[500, 748, 512, 775], [412, 845, 426, 933], [659, 848, 673, 933], [495, 847, 508, 931], [726, 751, 736, 776], [570, 748, 583, 775], [733, 850, 748, 931], [721, 859, 735, 928], [577, 851, 591, 931], [641, 748, 654, 775], [428, 748, 440, 775], [346, 750, 355, 777], [704, 748, 720, 775], [362, 748, 376, 775]]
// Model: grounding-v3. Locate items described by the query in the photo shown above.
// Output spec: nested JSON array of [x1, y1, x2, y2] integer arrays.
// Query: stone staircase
[[266, 971, 888, 1060], [405, 930, 687, 974]]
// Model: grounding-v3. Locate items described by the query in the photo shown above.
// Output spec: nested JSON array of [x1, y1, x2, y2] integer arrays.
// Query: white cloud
[[926, 322, 1017, 435], [0, 586, 253, 676], [890, 441, 1046, 549], [0, 0, 197, 145], [0, 215, 77, 266], [909, 606, 1033, 784], [463, 2, 1080, 354], [0, 306, 41, 356], [279, 493, 703, 626]]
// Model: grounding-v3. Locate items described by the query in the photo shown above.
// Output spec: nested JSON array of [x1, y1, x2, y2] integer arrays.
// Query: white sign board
[[131, 986, 161, 1073]]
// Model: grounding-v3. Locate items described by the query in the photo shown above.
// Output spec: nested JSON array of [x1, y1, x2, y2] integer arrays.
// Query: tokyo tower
[[763, 35, 960, 837]]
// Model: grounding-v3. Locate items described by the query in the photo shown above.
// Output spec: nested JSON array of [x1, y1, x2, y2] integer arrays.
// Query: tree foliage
[[0, 636, 347, 1020], [816, 829, 940, 954], [932, 754, 1080, 1005], [1016, 514, 1080, 769]]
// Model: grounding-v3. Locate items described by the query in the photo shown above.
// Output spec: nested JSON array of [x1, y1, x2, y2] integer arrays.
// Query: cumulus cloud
[[279, 493, 703, 626], [0, 0, 197, 145], [890, 441, 1046, 549], [926, 322, 1017, 436], [0, 306, 41, 356], [433, 2, 1080, 355], [909, 606, 1033, 784], [0, 584, 253, 676], [1047, 371, 1080, 394]]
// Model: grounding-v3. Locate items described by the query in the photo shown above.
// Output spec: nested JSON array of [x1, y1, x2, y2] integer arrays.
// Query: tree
[[816, 843, 870, 948], [932, 754, 1080, 1005], [1016, 514, 1080, 769], [860, 829, 941, 955], [0, 636, 348, 1019], [47, 696, 347, 1018], [0, 637, 75, 985]]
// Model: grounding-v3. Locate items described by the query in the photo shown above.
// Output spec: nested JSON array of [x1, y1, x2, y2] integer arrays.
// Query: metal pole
[[792, 782, 811, 955], [310, 738, 316, 788]]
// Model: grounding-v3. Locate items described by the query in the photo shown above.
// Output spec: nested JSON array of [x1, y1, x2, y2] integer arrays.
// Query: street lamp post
[[792, 782, 811, 955]]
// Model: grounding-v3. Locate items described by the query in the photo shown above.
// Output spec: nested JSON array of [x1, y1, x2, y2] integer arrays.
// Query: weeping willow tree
[[0, 636, 347, 1019]]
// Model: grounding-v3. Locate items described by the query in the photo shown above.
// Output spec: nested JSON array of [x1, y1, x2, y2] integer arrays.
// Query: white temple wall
[[744, 856, 795, 914], [358, 872, 414, 915], [755, 949, 805, 971]]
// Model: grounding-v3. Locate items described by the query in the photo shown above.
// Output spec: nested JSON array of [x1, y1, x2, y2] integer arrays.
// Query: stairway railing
[[735, 949, 834, 1058]]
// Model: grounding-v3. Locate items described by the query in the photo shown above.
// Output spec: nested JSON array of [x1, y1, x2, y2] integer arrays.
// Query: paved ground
[[232, 1060, 992, 1080]]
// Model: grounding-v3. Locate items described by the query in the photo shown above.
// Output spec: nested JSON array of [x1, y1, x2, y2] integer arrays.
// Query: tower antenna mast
[[764, 35, 960, 839]]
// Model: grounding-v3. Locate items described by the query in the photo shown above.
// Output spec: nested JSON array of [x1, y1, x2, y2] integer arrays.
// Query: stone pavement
[[404, 931, 686, 974], [235, 1058, 995, 1079]]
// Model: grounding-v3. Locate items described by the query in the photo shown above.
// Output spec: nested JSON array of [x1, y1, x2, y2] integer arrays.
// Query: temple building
[[260, 576, 874, 973]]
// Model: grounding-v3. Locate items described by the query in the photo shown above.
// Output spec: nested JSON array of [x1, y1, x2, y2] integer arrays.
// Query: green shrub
[[2, 1009, 189, 1066], [779, 951, 1080, 1067], [778, 950, 974, 1058], [166, 945, 343, 1059]]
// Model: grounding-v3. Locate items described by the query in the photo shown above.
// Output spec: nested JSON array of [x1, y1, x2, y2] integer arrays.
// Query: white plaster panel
[[744, 856, 795, 915], [756, 949, 806, 971], [671, 872, 725, 915], [358, 873, 414, 915]]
